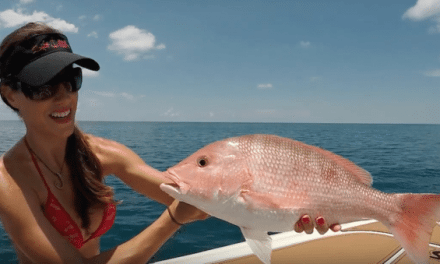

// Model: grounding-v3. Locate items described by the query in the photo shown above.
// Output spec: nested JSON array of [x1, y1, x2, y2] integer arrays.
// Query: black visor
[[1, 33, 99, 86]]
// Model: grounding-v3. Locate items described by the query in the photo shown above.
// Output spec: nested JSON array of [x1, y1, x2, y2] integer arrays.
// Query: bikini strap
[[24, 138, 51, 189]]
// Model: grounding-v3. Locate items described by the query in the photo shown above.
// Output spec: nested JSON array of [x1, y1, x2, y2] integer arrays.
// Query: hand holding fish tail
[[294, 215, 341, 235], [168, 200, 210, 226]]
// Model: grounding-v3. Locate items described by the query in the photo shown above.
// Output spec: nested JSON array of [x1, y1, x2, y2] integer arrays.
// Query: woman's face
[[14, 81, 78, 139]]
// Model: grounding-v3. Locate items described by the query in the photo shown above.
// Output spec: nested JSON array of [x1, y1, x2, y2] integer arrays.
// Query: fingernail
[[316, 217, 325, 226], [302, 216, 310, 224]]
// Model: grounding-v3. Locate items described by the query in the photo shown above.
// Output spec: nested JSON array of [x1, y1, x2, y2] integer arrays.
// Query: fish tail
[[388, 193, 440, 264]]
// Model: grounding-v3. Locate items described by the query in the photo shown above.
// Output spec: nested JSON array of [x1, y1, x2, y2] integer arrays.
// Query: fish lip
[[163, 169, 181, 189], [161, 169, 184, 196], [161, 182, 182, 196]]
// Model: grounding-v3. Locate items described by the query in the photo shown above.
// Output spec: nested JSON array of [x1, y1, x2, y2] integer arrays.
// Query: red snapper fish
[[160, 134, 440, 264]]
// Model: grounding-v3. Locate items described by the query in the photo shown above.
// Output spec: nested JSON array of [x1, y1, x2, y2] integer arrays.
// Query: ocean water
[[0, 121, 439, 263]]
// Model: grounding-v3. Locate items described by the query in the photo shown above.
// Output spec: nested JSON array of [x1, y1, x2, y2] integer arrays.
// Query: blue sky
[[0, 0, 439, 123]]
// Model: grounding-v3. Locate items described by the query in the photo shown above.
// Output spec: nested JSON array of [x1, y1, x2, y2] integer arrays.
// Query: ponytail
[[66, 126, 117, 230]]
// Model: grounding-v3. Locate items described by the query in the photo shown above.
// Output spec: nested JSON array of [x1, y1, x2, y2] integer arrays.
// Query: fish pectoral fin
[[240, 227, 272, 264], [240, 191, 299, 210]]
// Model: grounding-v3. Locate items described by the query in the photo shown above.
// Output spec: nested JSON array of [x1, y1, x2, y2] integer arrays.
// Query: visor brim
[[17, 51, 99, 86]]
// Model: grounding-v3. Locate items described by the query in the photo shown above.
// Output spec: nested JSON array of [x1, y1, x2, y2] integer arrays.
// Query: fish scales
[[239, 135, 392, 223], [161, 134, 440, 264]]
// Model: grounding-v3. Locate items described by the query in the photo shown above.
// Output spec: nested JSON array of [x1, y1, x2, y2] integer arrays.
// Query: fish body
[[160, 134, 440, 264]]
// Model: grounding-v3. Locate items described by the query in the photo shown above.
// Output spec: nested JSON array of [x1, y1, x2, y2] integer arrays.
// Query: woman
[[0, 22, 338, 263]]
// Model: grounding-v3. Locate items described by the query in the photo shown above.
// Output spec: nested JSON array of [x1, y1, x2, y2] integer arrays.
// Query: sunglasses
[[15, 67, 82, 101]]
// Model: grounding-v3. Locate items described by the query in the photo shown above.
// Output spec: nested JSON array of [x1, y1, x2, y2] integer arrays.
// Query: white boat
[[154, 219, 440, 264]]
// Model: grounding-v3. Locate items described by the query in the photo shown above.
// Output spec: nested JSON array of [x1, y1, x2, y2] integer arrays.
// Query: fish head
[[161, 137, 250, 204]]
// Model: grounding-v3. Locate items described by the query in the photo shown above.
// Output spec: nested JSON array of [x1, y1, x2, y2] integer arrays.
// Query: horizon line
[[0, 120, 439, 125]]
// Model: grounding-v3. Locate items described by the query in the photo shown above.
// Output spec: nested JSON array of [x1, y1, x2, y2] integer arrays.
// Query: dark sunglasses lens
[[21, 84, 55, 100], [20, 67, 83, 100], [72, 68, 82, 92], [35, 86, 56, 100]]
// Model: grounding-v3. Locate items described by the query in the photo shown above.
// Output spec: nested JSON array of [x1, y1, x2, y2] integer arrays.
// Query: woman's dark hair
[[67, 127, 117, 230], [0, 22, 116, 230], [0, 23, 53, 111]]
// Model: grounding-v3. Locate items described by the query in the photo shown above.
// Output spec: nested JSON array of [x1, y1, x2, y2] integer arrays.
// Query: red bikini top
[[28, 150, 116, 249]]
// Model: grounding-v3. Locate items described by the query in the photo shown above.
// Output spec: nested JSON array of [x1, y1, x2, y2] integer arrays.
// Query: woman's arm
[[87, 135, 175, 205], [88, 200, 206, 264]]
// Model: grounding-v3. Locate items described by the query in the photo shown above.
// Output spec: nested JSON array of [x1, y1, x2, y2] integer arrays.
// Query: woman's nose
[[52, 82, 74, 101]]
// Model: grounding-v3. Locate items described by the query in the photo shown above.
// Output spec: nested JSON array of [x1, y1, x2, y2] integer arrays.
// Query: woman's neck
[[24, 132, 68, 169]]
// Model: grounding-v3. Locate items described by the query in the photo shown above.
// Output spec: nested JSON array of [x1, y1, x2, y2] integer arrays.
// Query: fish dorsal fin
[[298, 141, 373, 186], [240, 227, 272, 264]]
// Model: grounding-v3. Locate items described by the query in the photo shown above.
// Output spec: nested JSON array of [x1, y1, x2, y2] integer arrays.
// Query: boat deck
[[155, 220, 440, 264]]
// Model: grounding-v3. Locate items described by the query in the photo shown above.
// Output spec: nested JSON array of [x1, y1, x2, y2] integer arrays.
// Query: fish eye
[[197, 156, 209, 167]]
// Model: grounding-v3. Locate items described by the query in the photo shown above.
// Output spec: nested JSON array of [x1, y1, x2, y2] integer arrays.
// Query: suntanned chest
[[5, 150, 106, 242]]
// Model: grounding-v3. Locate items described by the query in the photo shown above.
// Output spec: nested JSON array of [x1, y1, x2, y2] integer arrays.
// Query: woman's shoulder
[[0, 142, 27, 191], [85, 134, 129, 156], [0, 155, 26, 210], [0, 157, 9, 190], [84, 134, 140, 175]]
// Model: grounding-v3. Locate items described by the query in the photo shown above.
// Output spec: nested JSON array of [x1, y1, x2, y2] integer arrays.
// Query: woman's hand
[[168, 201, 340, 235], [168, 200, 210, 225], [294, 215, 341, 235]]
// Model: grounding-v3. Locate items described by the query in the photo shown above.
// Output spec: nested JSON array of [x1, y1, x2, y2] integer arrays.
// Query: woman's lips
[[50, 108, 71, 118], [49, 108, 73, 123]]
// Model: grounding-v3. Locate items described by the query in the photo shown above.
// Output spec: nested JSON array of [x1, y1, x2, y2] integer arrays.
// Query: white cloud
[[403, 0, 440, 20], [108, 25, 166, 61], [78, 14, 102, 23], [0, 9, 78, 33], [423, 69, 440, 76], [161, 107, 180, 117], [428, 19, 440, 33], [93, 14, 103, 21], [300, 41, 311, 48], [257, 83, 273, 89], [56, 4, 63, 12], [0, 9, 47, 28], [156, 43, 166, 50], [87, 31, 98, 38], [47, 18, 78, 33], [90, 90, 144, 101], [19, 0, 35, 4], [87, 98, 102, 108], [121, 92, 134, 100], [403, 0, 440, 33], [92, 91, 115, 97]]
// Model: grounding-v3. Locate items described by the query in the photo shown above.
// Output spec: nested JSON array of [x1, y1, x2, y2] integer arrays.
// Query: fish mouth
[[160, 182, 185, 199], [160, 182, 182, 196], [161, 169, 184, 196], [163, 169, 179, 184]]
